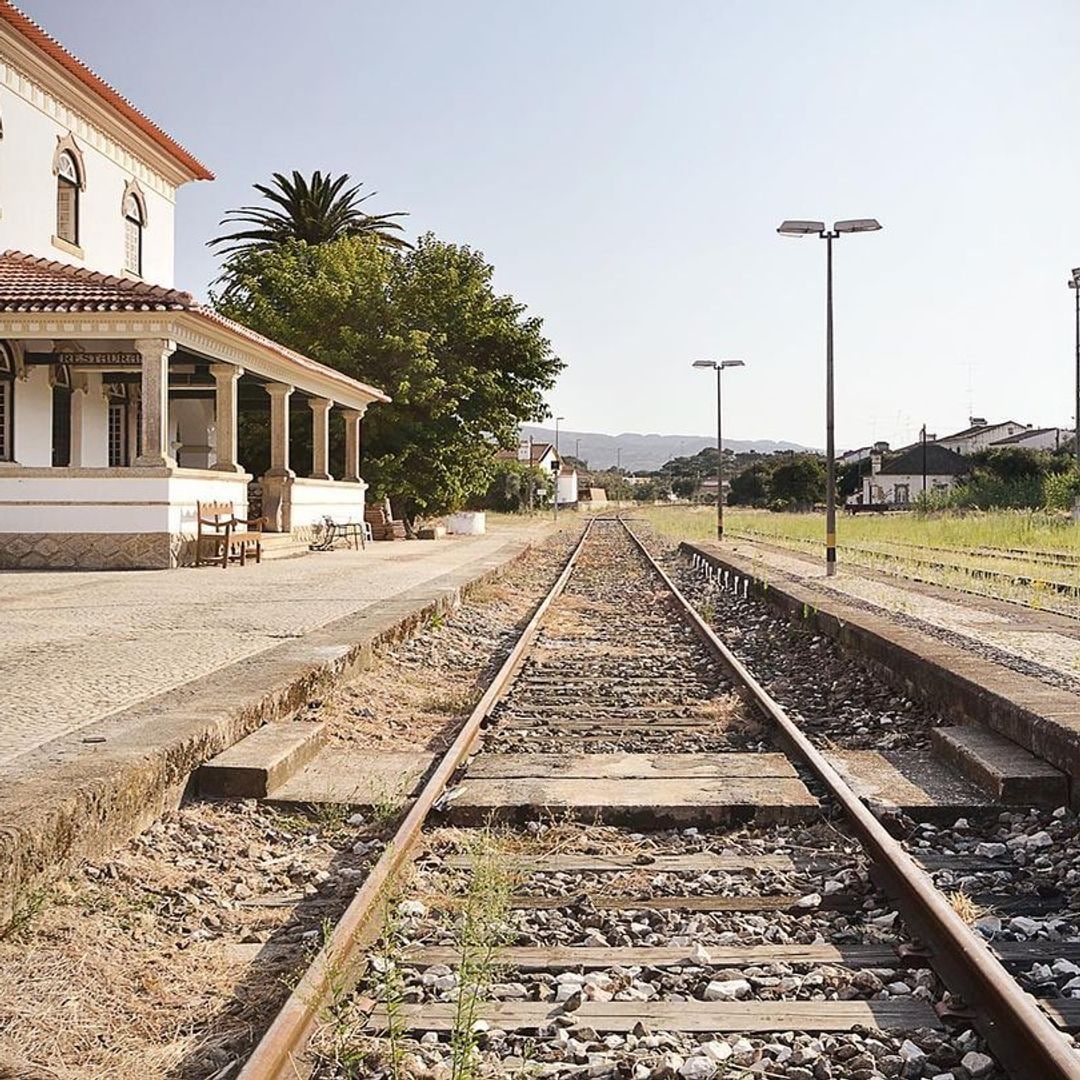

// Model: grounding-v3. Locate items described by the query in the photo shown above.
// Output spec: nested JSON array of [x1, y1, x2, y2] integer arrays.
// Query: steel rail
[[238, 517, 597, 1080], [621, 517, 1080, 1080]]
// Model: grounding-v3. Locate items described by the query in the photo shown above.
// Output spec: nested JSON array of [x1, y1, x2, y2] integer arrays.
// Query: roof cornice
[[0, 4, 212, 185]]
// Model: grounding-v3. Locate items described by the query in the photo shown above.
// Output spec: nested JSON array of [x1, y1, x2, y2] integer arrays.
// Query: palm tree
[[210, 170, 409, 255]]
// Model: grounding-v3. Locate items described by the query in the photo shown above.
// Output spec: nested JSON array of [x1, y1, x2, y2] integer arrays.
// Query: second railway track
[[242, 517, 1080, 1080]]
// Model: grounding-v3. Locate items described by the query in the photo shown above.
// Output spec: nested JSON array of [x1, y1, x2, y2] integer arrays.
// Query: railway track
[[728, 529, 1080, 609], [240, 517, 1080, 1080]]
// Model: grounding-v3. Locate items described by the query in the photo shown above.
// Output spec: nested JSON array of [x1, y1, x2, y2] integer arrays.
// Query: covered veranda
[[0, 251, 389, 569]]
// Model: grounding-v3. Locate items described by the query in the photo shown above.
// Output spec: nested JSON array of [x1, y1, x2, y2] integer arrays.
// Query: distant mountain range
[[520, 426, 811, 472]]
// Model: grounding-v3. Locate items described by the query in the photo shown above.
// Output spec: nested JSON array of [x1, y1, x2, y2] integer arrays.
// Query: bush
[[1044, 471, 1080, 511]]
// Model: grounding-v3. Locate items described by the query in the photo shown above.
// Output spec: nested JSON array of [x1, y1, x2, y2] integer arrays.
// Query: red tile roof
[[0, 250, 194, 311], [0, 251, 389, 403], [0, 1, 213, 181]]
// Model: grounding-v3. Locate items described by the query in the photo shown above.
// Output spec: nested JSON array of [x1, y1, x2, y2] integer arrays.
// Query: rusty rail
[[238, 518, 596, 1080], [621, 518, 1080, 1080]]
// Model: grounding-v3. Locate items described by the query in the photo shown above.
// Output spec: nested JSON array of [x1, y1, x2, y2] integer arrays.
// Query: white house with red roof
[[0, 2, 389, 568]]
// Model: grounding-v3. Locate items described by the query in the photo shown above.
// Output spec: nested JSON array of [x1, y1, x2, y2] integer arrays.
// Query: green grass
[[640, 504, 1080, 617], [641, 504, 1080, 554]]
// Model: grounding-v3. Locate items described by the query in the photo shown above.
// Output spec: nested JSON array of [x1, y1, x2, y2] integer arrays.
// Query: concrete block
[[197, 721, 327, 798], [931, 725, 1068, 806]]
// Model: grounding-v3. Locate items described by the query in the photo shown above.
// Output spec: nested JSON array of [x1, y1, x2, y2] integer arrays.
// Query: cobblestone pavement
[[0, 522, 553, 764], [726, 540, 1080, 686]]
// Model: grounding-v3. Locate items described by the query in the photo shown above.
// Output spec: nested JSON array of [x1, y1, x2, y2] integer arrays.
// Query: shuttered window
[[56, 152, 79, 244], [123, 192, 144, 275], [0, 345, 12, 461]]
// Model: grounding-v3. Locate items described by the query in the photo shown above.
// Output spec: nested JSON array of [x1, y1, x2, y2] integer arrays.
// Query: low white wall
[[288, 477, 366, 528], [168, 472, 252, 535], [0, 468, 250, 534]]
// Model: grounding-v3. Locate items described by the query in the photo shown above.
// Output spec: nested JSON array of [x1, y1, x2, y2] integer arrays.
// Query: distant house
[[839, 441, 889, 466], [861, 443, 969, 505], [496, 438, 578, 505], [989, 427, 1072, 452], [937, 419, 1029, 455], [557, 465, 579, 506]]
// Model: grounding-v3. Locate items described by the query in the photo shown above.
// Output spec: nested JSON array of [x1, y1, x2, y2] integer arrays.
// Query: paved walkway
[[0, 521, 553, 765], [725, 539, 1080, 687]]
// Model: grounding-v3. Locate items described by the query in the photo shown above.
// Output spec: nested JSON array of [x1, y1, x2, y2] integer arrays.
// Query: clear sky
[[22, 0, 1080, 452]]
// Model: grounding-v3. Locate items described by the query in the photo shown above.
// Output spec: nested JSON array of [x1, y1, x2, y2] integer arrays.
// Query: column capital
[[265, 382, 294, 400], [307, 395, 333, 414], [210, 362, 244, 383], [341, 406, 366, 422], [134, 337, 176, 359]]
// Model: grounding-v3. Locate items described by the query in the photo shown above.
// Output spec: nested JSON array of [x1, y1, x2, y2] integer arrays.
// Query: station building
[[0, 2, 388, 568]]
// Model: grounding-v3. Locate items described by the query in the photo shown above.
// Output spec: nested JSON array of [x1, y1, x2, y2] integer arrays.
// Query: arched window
[[56, 151, 80, 245], [0, 343, 13, 461], [123, 190, 145, 275]]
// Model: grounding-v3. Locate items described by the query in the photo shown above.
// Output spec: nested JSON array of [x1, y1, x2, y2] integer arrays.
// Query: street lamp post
[[777, 218, 882, 576], [554, 416, 564, 522], [692, 359, 745, 539]]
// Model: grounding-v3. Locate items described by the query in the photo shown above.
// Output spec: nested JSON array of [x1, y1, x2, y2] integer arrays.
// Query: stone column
[[265, 382, 294, 476], [308, 396, 333, 480], [342, 408, 364, 482], [134, 337, 176, 467], [210, 363, 244, 472]]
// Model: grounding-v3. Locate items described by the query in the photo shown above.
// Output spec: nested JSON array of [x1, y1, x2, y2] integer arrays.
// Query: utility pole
[[1069, 271, 1080, 515], [554, 416, 564, 523], [921, 424, 928, 501]]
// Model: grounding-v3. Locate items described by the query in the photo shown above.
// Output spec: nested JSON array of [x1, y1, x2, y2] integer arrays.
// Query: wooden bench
[[195, 501, 264, 568]]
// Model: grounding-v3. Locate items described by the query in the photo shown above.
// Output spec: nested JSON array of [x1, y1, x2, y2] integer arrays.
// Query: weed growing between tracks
[[448, 829, 516, 1080]]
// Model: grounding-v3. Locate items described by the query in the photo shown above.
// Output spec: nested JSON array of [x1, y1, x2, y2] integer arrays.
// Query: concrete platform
[[197, 719, 328, 798], [931, 725, 1068, 806], [685, 540, 1080, 806], [825, 749, 995, 822], [270, 748, 435, 806], [448, 752, 818, 826], [0, 521, 555, 925]]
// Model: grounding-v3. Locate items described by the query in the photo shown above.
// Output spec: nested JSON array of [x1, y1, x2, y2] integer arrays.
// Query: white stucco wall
[[0, 469, 250, 534], [71, 373, 108, 467], [991, 430, 1066, 452], [862, 473, 958, 504], [12, 366, 53, 466], [557, 470, 578, 505], [288, 477, 366, 528], [939, 424, 1028, 455], [0, 62, 176, 284]]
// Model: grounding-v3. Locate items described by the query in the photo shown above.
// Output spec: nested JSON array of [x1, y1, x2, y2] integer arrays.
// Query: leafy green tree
[[671, 475, 699, 499], [210, 171, 410, 261], [215, 235, 563, 527], [727, 461, 772, 506], [769, 455, 826, 509], [479, 459, 552, 512]]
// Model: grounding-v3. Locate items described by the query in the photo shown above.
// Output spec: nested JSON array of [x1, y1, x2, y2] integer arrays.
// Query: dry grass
[[0, 802, 349, 1079], [946, 889, 992, 926]]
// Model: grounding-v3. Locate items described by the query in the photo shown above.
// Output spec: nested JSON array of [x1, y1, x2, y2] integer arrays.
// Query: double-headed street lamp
[[692, 358, 745, 540], [777, 218, 882, 576]]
